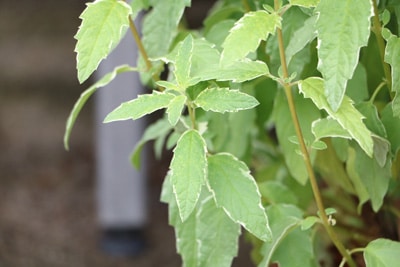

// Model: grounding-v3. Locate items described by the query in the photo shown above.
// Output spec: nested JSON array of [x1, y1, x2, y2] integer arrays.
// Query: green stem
[[371, 0, 393, 97], [128, 17, 152, 71], [273, 1, 356, 266], [188, 104, 197, 130], [128, 16, 162, 90]]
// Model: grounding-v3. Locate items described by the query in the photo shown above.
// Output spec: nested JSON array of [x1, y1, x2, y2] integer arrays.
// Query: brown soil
[[0, 1, 252, 266]]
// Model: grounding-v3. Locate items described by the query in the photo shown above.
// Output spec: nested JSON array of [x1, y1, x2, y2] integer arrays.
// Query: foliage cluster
[[65, 0, 400, 266]]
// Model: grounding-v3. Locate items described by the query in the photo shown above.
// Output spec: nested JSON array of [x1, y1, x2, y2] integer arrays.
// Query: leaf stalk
[[273, 1, 357, 266]]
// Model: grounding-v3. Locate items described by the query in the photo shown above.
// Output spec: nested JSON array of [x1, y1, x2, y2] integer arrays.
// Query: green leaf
[[221, 10, 281, 65], [352, 144, 391, 212], [170, 130, 207, 221], [314, 139, 355, 194], [64, 65, 136, 150], [194, 88, 259, 113], [75, 0, 132, 83], [384, 33, 400, 117], [163, 175, 240, 267], [131, 117, 173, 169], [198, 59, 270, 83], [300, 216, 320, 231], [104, 91, 175, 122], [167, 95, 187, 126], [197, 196, 241, 267], [290, 0, 320, 7], [346, 63, 369, 104], [258, 181, 298, 205], [258, 204, 303, 267], [381, 104, 400, 154], [299, 77, 373, 157], [315, 0, 373, 111], [346, 147, 370, 212], [271, 228, 317, 267], [142, 0, 189, 59], [130, 0, 149, 21], [356, 102, 387, 138], [174, 35, 194, 88], [273, 90, 320, 184], [285, 15, 317, 65], [207, 153, 271, 241], [312, 118, 352, 140], [364, 238, 400, 267]]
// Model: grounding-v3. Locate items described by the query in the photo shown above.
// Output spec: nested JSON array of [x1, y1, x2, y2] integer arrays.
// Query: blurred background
[[0, 0, 252, 266]]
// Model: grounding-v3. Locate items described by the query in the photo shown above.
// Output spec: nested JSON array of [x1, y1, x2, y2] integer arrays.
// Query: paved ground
[[0, 1, 252, 266]]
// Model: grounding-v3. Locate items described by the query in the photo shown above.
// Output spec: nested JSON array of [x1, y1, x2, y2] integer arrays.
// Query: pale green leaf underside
[[64, 65, 136, 150], [194, 88, 259, 113], [104, 91, 175, 122], [171, 130, 207, 222], [364, 238, 400, 267], [207, 153, 272, 241], [130, 0, 149, 21], [315, 0, 372, 111], [312, 118, 352, 140], [290, 0, 320, 7], [299, 77, 373, 157], [199, 59, 270, 83], [75, 0, 131, 83], [221, 10, 281, 65], [167, 95, 187, 126], [384, 34, 400, 117]]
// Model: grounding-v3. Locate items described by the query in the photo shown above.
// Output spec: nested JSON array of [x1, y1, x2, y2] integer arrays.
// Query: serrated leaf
[[364, 238, 400, 267], [285, 15, 317, 65], [290, 0, 320, 7], [175, 35, 194, 88], [142, 0, 189, 59], [162, 174, 240, 267], [104, 91, 175, 122], [221, 11, 281, 65], [194, 88, 259, 113], [346, 63, 369, 103], [75, 0, 132, 83], [207, 153, 271, 241], [258, 204, 303, 267], [167, 95, 187, 126], [315, 0, 373, 111], [198, 59, 270, 83], [299, 77, 373, 157], [197, 197, 241, 267], [170, 130, 207, 221], [384, 33, 400, 117], [64, 65, 136, 150]]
